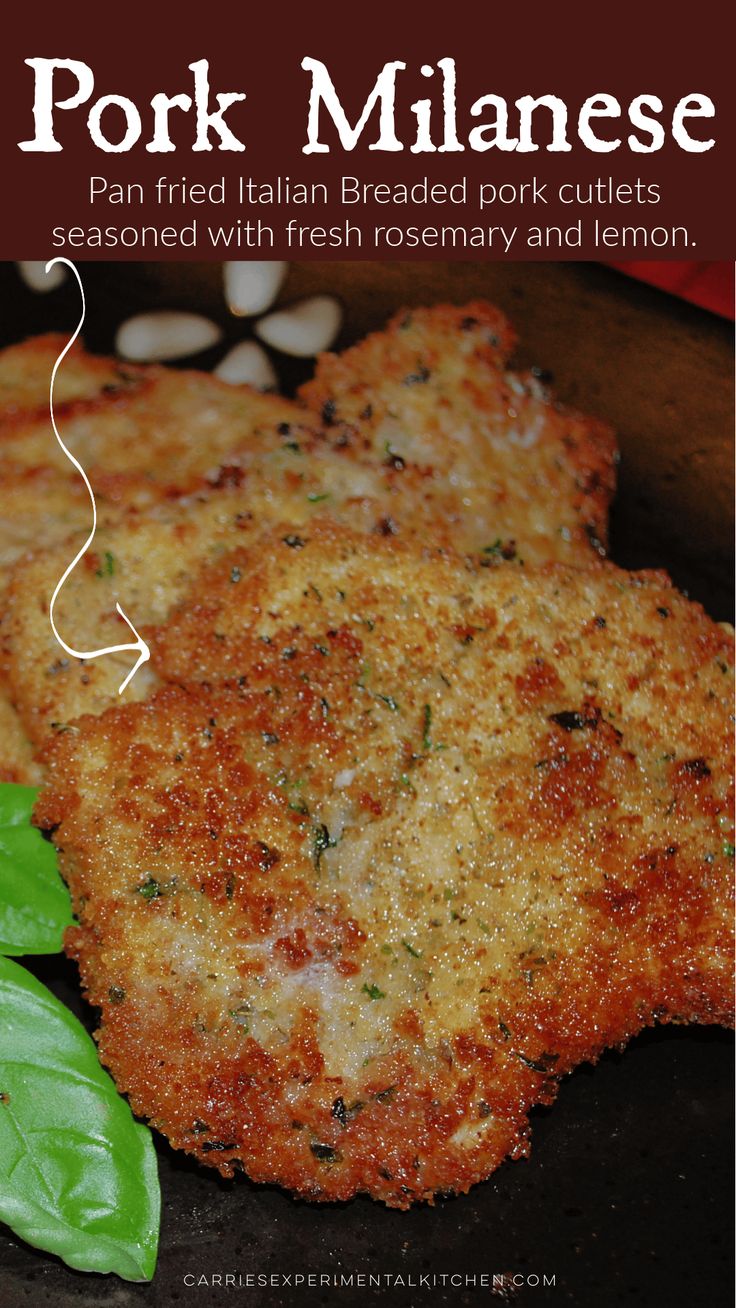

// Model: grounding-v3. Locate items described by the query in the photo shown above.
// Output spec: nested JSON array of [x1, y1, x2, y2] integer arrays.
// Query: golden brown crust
[[300, 302, 617, 563], [0, 306, 616, 762], [0, 677, 41, 784], [1, 298, 617, 748], [0, 333, 305, 474], [0, 335, 319, 758], [36, 526, 734, 1207], [0, 334, 123, 419], [0, 339, 311, 561]]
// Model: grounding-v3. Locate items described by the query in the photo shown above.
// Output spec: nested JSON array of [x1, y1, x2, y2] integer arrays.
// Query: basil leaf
[[0, 957, 159, 1280], [0, 783, 74, 955]]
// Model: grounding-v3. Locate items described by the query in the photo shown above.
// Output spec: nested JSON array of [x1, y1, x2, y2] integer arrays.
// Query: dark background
[[0, 258, 733, 1306]]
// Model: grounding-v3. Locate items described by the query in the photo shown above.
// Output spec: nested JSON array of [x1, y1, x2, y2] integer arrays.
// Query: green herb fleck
[[377, 694, 400, 712], [402, 939, 421, 958], [96, 550, 115, 578], [228, 1005, 251, 1034], [136, 878, 160, 901], [361, 983, 386, 1001], [312, 823, 337, 868]]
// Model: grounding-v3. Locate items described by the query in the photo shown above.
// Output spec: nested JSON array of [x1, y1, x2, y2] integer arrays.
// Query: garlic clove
[[214, 341, 278, 390], [115, 312, 222, 362], [17, 261, 67, 293], [224, 261, 288, 317], [254, 295, 342, 357]]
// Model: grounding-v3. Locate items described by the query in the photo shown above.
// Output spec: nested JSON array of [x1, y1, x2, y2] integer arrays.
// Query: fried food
[[0, 335, 310, 567], [0, 464, 162, 571], [300, 302, 617, 563], [2, 491, 240, 744], [0, 334, 122, 417], [0, 335, 317, 770], [0, 441, 377, 745], [2, 311, 619, 751], [0, 336, 139, 570], [0, 303, 617, 757], [0, 679, 41, 784], [0, 427, 372, 743], [1, 299, 617, 578], [0, 334, 303, 478], [35, 525, 734, 1207]]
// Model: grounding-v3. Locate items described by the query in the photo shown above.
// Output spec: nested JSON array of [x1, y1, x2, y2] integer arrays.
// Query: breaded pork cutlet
[[0, 336, 144, 576], [0, 334, 123, 416], [2, 491, 255, 743], [1, 300, 616, 577], [300, 302, 617, 564], [1, 304, 617, 752], [0, 680, 40, 784], [2, 404, 398, 744], [0, 335, 312, 566], [36, 525, 734, 1207], [0, 334, 131, 781], [0, 358, 304, 483], [0, 334, 318, 777]]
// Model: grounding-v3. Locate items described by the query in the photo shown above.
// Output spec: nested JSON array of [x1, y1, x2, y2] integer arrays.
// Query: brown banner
[[1, 2, 734, 260]]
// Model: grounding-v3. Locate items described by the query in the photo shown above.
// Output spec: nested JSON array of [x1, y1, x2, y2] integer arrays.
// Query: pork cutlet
[[35, 525, 735, 1207], [0, 335, 316, 775], [1, 302, 616, 757], [0, 335, 311, 566], [300, 301, 616, 562]]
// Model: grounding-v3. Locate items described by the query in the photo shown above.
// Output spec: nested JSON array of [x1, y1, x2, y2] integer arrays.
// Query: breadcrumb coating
[[36, 525, 734, 1207]]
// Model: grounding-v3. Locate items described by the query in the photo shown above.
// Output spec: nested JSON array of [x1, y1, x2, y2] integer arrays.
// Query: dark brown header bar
[[2, 2, 734, 260]]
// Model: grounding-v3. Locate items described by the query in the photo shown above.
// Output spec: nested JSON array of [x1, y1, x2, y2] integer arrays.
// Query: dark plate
[[0, 261, 733, 1308]]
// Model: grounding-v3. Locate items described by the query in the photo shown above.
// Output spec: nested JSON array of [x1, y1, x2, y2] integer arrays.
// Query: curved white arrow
[[46, 257, 150, 695]]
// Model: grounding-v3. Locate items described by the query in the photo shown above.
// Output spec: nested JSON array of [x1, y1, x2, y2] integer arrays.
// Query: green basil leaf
[[0, 956, 159, 1280], [0, 783, 74, 955]]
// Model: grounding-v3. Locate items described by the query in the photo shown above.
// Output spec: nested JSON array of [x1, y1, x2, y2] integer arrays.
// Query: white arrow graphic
[[46, 257, 150, 695]]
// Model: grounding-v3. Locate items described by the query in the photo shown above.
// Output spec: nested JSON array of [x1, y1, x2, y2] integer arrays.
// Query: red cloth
[[606, 262, 733, 319]]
